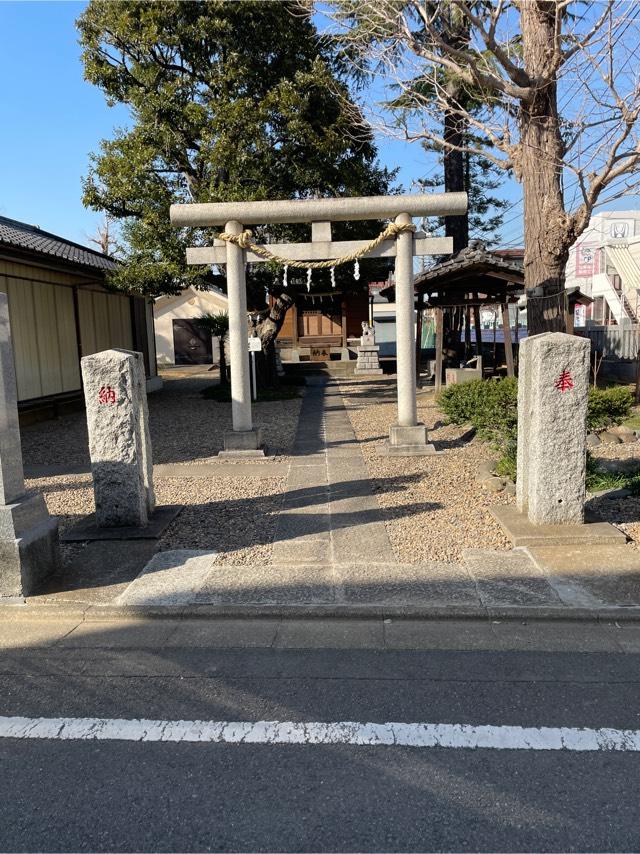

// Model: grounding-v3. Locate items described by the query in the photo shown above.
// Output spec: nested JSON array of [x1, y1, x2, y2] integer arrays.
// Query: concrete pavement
[[0, 618, 640, 851]]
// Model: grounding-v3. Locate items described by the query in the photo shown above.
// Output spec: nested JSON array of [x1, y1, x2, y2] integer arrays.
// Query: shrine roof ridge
[[170, 192, 467, 227], [415, 240, 525, 284]]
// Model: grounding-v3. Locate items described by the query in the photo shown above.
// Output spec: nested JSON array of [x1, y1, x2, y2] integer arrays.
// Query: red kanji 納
[[98, 385, 116, 405], [554, 369, 574, 392]]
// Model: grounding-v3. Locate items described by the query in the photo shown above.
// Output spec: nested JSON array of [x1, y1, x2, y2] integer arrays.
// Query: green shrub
[[585, 453, 640, 494], [438, 379, 487, 426], [440, 377, 633, 437], [495, 445, 517, 482], [586, 386, 633, 431], [438, 376, 633, 484], [585, 454, 623, 492], [439, 376, 518, 448]]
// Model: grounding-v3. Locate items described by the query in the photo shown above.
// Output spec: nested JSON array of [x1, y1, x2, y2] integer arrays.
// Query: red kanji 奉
[[554, 369, 574, 392]]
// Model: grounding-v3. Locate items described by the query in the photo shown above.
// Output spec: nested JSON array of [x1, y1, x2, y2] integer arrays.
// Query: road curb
[[3, 601, 640, 623]]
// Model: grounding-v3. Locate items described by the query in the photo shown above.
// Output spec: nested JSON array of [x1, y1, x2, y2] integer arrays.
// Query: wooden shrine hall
[[272, 288, 369, 362]]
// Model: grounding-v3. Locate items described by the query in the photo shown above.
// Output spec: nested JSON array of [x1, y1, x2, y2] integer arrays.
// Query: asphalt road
[[1, 618, 640, 852]]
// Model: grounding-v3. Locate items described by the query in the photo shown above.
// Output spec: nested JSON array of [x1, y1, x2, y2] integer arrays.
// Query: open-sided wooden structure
[[381, 241, 525, 388]]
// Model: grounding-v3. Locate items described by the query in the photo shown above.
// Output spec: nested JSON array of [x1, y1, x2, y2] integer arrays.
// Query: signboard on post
[[248, 336, 261, 401]]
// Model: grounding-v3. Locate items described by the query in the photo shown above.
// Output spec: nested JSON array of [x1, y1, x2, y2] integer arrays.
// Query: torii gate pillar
[[382, 212, 435, 456], [218, 219, 264, 457]]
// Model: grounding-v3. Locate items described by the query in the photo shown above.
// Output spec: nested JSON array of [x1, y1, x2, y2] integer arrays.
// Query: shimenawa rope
[[216, 221, 416, 270]]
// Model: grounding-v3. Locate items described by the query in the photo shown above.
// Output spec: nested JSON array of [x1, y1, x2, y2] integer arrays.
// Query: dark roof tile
[[0, 216, 118, 272], [415, 240, 523, 285]]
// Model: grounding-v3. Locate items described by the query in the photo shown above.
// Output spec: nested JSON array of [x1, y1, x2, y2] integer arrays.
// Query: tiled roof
[[0, 216, 118, 273], [415, 240, 524, 285]]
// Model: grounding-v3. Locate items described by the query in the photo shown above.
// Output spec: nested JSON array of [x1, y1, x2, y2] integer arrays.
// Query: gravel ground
[[588, 439, 640, 547], [25, 474, 94, 567], [339, 377, 512, 564], [26, 473, 287, 567], [155, 476, 285, 564], [21, 367, 302, 467]]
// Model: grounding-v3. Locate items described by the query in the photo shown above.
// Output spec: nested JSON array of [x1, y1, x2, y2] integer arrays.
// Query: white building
[[565, 210, 640, 326], [154, 286, 228, 366]]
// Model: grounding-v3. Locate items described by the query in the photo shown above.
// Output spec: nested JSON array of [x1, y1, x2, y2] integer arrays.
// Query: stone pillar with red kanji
[[516, 331, 590, 525], [81, 349, 155, 528]]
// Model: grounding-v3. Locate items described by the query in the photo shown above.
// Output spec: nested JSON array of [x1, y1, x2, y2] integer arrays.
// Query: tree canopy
[[78, 0, 393, 298]]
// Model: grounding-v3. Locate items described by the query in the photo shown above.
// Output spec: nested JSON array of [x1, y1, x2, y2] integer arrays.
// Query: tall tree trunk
[[519, 1, 570, 335], [252, 291, 294, 387], [443, 108, 469, 255], [442, 11, 470, 256]]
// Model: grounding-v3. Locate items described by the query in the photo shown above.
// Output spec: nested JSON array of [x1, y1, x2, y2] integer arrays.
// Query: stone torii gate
[[170, 192, 467, 456]]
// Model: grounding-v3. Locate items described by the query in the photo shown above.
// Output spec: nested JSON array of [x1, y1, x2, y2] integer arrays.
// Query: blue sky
[[0, 0, 518, 248], [0, 1, 129, 246], [0, 1, 635, 252]]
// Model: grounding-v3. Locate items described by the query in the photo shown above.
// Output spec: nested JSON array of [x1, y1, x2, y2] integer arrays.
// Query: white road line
[[1, 717, 640, 751]]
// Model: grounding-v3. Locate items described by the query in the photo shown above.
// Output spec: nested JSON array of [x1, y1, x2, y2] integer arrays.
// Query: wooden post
[[635, 333, 640, 404], [464, 306, 471, 362], [566, 301, 575, 335], [341, 297, 348, 350], [492, 306, 497, 369], [502, 303, 515, 377], [435, 307, 444, 393], [292, 302, 299, 350], [415, 293, 424, 389], [472, 298, 483, 363]]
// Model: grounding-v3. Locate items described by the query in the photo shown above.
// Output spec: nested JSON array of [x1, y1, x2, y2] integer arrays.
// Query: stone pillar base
[[0, 492, 60, 597], [491, 505, 626, 548], [356, 344, 382, 375], [219, 429, 267, 458], [381, 423, 437, 457]]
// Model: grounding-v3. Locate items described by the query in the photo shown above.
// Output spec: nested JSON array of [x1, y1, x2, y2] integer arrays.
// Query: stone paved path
[[272, 378, 396, 566]]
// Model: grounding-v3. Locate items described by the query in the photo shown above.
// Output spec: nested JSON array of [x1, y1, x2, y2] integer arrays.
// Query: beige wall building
[[154, 286, 228, 366], [0, 215, 159, 415]]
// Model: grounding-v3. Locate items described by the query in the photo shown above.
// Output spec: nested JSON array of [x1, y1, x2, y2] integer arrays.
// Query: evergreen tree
[[77, 0, 393, 315]]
